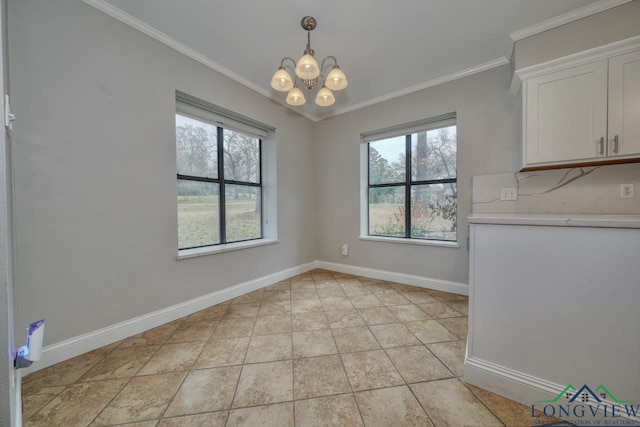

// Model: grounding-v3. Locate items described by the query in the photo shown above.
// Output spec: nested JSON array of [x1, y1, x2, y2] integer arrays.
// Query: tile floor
[[22, 269, 563, 426]]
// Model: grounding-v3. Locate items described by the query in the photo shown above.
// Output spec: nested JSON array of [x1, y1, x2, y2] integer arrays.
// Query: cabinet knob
[[613, 135, 619, 154]]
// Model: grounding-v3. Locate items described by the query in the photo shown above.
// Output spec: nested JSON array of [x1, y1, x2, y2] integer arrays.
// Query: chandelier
[[271, 16, 348, 107]]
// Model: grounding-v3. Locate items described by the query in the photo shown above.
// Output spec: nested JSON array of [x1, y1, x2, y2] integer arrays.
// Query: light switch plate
[[620, 184, 634, 199]]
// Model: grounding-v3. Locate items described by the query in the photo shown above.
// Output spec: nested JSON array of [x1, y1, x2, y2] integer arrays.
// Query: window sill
[[359, 235, 459, 248], [177, 238, 279, 260]]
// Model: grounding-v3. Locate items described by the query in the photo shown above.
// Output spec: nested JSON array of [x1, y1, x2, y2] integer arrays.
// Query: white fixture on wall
[[14, 320, 45, 369], [271, 16, 348, 107]]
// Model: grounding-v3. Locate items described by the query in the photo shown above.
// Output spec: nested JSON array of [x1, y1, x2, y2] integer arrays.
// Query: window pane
[[411, 125, 457, 181], [411, 183, 457, 241], [223, 129, 260, 183], [369, 186, 405, 237], [368, 137, 406, 184], [176, 114, 218, 178], [177, 180, 220, 249], [225, 185, 261, 242]]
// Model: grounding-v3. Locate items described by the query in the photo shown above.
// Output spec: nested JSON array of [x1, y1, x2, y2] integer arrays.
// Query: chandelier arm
[[280, 57, 297, 70]]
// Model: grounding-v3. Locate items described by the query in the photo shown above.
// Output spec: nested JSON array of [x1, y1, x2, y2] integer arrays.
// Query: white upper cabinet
[[524, 60, 608, 166], [608, 50, 640, 157], [520, 43, 640, 170]]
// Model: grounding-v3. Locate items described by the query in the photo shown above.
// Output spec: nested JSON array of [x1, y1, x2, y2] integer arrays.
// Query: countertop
[[467, 213, 640, 229]]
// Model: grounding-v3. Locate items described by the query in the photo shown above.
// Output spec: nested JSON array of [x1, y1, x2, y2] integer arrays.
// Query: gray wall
[[9, 0, 316, 345], [514, 1, 640, 70], [314, 65, 518, 285], [1, 0, 17, 422]]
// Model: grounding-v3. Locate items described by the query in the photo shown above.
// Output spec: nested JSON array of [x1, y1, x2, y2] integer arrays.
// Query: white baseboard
[[316, 260, 468, 295], [23, 261, 317, 375], [465, 356, 640, 425], [24, 261, 468, 375]]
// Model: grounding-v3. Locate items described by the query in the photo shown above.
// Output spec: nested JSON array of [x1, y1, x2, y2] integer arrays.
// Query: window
[[175, 92, 275, 252], [364, 115, 457, 242]]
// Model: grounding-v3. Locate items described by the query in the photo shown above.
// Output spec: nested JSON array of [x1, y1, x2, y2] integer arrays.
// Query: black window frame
[[177, 118, 263, 250], [367, 124, 457, 242]]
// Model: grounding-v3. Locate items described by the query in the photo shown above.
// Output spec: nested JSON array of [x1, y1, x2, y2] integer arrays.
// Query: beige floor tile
[[291, 298, 323, 314], [166, 319, 218, 343], [314, 278, 341, 287], [410, 379, 503, 427], [26, 379, 126, 427], [258, 300, 292, 316], [341, 284, 371, 296], [364, 283, 396, 294], [332, 326, 380, 353], [387, 304, 432, 322], [79, 345, 160, 382], [262, 290, 291, 301], [227, 402, 294, 427], [377, 293, 411, 306], [325, 309, 366, 329], [294, 394, 363, 427], [292, 330, 338, 358], [316, 287, 346, 298], [427, 290, 467, 302], [158, 411, 228, 427], [292, 312, 329, 331], [119, 321, 182, 348], [445, 300, 468, 315], [291, 289, 319, 300], [290, 280, 316, 290], [369, 323, 421, 348], [100, 421, 158, 427], [137, 342, 204, 375], [293, 355, 351, 399], [405, 320, 459, 344], [233, 360, 293, 408], [222, 302, 261, 319], [264, 280, 290, 291], [416, 302, 463, 319], [245, 333, 292, 363], [427, 340, 466, 377], [388, 283, 418, 293], [385, 345, 453, 383], [337, 279, 362, 287], [22, 385, 66, 421], [357, 307, 399, 325], [22, 349, 109, 390], [400, 291, 438, 305], [438, 316, 468, 339], [211, 319, 255, 339], [466, 384, 560, 427], [163, 366, 241, 417], [231, 290, 264, 304], [320, 297, 354, 311], [92, 372, 185, 425], [348, 294, 382, 308], [355, 386, 433, 427], [253, 314, 292, 336], [193, 337, 250, 369], [185, 305, 228, 322], [341, 350, 404, 391]]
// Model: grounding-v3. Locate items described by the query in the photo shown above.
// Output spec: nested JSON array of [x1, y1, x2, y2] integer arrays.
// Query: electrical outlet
[[620, 184, 635, 199], [500, 187, 518, 201], [341, 244, 349, 256]]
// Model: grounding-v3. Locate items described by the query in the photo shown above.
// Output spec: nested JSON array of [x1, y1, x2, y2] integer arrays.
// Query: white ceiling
[[94, 0, 616, 121]]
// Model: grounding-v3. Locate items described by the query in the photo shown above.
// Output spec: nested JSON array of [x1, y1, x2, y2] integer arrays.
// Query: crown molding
[[316, 57, 510, 121], [509, 0, 632, 42], [81, 0, 320, 122]]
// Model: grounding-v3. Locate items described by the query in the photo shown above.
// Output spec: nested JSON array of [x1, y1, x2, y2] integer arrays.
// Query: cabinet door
[[608, 50, 640, 157], [525, 60, 608, 166]]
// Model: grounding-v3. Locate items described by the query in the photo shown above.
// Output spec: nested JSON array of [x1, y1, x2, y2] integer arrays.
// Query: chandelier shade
[[286, 86, 306, 106], [271, 67, 294, 92], [271, 16, 347, 107]]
